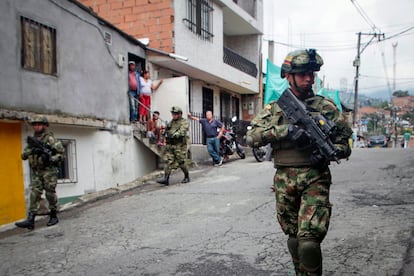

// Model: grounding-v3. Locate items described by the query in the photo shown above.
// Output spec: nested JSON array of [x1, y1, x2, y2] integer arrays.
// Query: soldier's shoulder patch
[[48, 135, 55, 144]]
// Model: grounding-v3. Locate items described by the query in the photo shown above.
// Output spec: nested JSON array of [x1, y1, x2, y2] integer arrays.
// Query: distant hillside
[[360, 87, 414, 100], [339, 88, 414, 108]]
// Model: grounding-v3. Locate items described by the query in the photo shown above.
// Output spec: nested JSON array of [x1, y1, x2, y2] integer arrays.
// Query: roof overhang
[[147, 54, 258, 95]]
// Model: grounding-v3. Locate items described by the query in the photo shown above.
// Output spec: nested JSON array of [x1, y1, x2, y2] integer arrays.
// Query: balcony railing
[[189, 112, 250, 145], [223, 47, 257, 77]]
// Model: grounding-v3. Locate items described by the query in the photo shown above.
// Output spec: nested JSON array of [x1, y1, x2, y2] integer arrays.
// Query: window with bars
[[21, 16, 57, 75], [57, 139, 78, 184], [184, 0, 214, 41]]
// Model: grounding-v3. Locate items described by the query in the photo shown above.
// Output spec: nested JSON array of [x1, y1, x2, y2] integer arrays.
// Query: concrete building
[[0, 0, 155, 226], [0, 0, 263, 227], [78, 0, 264, 124]]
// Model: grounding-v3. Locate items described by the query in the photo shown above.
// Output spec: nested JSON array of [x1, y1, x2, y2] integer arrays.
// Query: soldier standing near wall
[[157, 106, 190, 185], [15, 116, 65, 230], [246, 49, 352, 275]]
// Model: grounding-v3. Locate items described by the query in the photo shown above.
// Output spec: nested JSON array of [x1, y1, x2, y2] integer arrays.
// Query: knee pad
[[287, 236, 299, 261], [298, 240, 322, 274], [287, 236, 300, 273]]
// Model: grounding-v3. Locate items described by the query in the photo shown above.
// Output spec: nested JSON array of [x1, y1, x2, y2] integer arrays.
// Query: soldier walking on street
[[157, 106, 190, 185], [15, 116, 65, 230], [246, 49, 352, 275]]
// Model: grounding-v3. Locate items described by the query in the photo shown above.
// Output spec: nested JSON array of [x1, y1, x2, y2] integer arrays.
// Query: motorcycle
[[220, 116, 246, 160], [252, 144, 269, 162], [247, 125, 271, 162]]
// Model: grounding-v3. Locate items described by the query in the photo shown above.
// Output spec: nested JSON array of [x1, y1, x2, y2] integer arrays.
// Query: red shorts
[[139, 94, 151, 116]]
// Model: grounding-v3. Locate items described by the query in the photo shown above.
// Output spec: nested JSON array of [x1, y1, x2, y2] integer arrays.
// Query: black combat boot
[[15, 212, 35, 230], [47, 210, 59, 226], [181, 170, 190, 183], [157, 173, 170, 185]]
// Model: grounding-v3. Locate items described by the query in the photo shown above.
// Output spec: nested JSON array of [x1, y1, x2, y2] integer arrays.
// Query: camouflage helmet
[[30, 115, 49, 126], [170, 106, 182, 114], [281, 49, 323, 78]]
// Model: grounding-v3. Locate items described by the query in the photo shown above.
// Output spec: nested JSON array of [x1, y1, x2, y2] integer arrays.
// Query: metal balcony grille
[[223, 47, 257, 77]]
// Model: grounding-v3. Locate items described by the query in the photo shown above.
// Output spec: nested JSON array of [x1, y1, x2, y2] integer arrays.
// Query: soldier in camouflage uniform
[[15, 116, 65, 230], [246, 49, 352, 275], [157, 106, 190, 185]]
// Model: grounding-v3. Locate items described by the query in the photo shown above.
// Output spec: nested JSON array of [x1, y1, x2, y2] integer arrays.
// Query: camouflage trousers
[[274, 166, 332, 241], [29, 168, 58, 213], [163, 144, 188, 174]]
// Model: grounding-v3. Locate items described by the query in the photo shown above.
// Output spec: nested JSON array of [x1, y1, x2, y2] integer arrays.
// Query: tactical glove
[[310, 151, 328, 169], [288, 124, 312, 146], [32, 148, 44, 156], [50, 155, 61, 163]]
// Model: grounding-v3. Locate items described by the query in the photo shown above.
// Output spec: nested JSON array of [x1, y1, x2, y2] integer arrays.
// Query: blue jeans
[[206, 137, 221, 163], [128, 90, 138, 122]]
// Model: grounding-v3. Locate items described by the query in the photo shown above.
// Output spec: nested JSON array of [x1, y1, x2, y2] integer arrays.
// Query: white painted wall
[[151, 76, 189, 121], [173, 1, 259, 93], [21, 124, 156, 200]]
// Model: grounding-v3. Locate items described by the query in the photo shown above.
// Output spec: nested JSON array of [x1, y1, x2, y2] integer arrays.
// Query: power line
[[350, 0, 379, 32], [384, 25, 414, 40], [360, 74, 414, 81], [262, 38, 356, 52]]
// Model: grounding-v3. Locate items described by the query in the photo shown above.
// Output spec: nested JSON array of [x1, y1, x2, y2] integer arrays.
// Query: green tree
[[392, 90, 409, 97]]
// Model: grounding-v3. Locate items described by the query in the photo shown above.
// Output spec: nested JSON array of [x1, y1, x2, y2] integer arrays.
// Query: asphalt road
[[0, 148, 413, 275]]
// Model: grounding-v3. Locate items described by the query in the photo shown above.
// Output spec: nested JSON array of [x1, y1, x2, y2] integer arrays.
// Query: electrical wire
[[262, 38, 356, 52], [360, 75, 414, 81], [379, 44, 393, 100], [350, 0, 379, 32], [383, 25, 414, 40]]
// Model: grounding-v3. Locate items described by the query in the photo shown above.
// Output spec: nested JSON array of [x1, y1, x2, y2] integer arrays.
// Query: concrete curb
[[0, 152, 242, 235], [0, 169, 165, 234], [59, 169, 166, 212]]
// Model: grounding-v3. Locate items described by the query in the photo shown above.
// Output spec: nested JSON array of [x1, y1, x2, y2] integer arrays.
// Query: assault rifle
[[27, 136, 55, 165], [277, 89, 340, 164]]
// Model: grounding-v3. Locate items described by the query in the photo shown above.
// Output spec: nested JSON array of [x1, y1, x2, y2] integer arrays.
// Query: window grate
[[183, 0, 214, 41], [57, 139, 78, 184], [21, 16, 57, 75]]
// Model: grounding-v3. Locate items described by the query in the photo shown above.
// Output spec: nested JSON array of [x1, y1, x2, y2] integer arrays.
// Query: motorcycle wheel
[[235, 142, 246, 159], [252, 146, 266, 162]]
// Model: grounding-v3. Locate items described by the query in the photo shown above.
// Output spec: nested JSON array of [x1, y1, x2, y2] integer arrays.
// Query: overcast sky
[[262, 0, 414, 99]]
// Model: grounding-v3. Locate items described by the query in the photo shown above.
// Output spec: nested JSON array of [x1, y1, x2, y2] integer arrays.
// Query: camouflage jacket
[[22, 131, 65, 170], [247, 95, 352, 167], [164, 117, 189, 145]]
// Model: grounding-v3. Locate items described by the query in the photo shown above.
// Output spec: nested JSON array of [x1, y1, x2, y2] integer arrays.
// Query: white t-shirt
[[140, 77, 152, 95]]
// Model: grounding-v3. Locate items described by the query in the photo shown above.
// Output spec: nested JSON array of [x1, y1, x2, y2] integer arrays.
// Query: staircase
[[132, 123, 164, 158]]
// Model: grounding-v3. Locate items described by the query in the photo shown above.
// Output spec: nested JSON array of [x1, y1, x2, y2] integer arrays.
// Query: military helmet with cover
[[280, 49, 323, 78], [30, 115, 49, 126], [170, 106, 182, 114]]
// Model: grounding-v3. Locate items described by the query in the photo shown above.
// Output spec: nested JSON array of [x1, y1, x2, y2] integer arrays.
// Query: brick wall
[[79, 0, 174, 52]]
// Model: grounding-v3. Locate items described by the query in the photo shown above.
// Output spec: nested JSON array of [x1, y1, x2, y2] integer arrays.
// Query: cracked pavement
[[0, 148, 413, 275]]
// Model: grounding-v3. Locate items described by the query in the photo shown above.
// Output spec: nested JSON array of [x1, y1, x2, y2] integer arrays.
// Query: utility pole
[[392, 42, 398, 147], [352, 32, 385, 128], [392, 42, 398, 92], [353, 32, 361, 127], [268, 40, 274, 63]]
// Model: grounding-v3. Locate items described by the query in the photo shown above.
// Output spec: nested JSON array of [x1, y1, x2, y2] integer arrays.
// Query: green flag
[[264, 59, 288, 104], [317, 88, 342, 112]]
